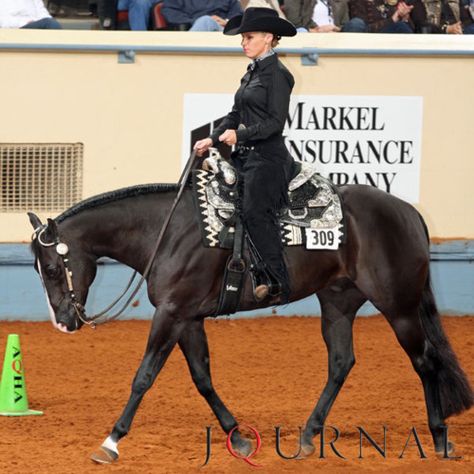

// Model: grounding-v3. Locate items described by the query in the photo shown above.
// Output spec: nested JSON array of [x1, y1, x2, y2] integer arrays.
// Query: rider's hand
[[194, 138, 213, 157], [219, 129, 237, 146]]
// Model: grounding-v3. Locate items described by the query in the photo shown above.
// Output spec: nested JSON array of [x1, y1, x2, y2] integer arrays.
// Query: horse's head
[[28, 212, 97, 334]]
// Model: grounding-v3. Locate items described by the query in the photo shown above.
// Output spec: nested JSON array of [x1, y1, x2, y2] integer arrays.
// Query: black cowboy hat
[[224, 7, 297, 37]]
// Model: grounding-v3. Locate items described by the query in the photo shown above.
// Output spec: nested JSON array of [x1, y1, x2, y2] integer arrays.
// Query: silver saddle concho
[[194, 148, 344, 250]]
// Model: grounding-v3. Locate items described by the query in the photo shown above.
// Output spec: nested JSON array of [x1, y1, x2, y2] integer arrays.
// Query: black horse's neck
[[57, 187, 181, 273]]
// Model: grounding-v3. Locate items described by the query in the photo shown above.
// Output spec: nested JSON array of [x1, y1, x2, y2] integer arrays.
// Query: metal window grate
[[0, 143, 83, 212]]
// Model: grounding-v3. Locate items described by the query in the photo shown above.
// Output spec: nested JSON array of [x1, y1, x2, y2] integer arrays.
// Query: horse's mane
[[56, 183, 179, 223]]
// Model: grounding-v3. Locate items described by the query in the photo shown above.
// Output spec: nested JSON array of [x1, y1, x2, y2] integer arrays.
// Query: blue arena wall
[[0, 240, 472, 321]]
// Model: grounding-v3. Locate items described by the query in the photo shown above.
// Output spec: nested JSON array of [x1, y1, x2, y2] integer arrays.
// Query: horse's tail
[[417, 213, 474, 418]]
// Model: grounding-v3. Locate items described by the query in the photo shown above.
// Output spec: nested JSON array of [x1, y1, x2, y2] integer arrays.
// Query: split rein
[[32, 151, 198, 329]]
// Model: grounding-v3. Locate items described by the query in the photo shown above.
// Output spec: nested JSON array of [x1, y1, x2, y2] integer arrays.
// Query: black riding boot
[[246, 223, 291, 304], [253, 267, 290, 304], [269, 262, 291, 304]]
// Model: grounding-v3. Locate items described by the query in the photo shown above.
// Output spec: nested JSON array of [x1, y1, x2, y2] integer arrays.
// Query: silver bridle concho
[[33, 226, 95, 329]]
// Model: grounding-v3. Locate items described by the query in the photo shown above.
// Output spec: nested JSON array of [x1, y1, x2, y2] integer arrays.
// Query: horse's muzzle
[[56, 301, 85, 333]]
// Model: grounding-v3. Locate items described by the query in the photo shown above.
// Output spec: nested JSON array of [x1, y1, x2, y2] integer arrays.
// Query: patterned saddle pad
[[192, 150, 345, 251]]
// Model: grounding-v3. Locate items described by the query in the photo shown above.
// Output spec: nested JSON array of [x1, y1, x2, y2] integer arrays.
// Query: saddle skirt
[[193, 149, 345, 251]]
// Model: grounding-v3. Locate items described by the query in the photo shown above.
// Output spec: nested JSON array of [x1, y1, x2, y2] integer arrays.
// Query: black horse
[[28, 181, 473, 463]]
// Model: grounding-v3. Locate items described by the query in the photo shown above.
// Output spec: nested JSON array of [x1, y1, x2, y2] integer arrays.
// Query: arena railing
[[0, 43, 473, 64]]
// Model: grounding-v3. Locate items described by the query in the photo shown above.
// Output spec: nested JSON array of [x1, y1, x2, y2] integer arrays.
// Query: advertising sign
[[183, 94, 423, 202]]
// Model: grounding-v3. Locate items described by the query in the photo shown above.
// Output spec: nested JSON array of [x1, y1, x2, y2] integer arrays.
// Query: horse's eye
[[45, 264, 61, 279]]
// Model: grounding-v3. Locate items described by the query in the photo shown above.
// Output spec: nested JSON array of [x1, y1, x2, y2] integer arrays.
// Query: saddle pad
[[193, 166, 344, 251]]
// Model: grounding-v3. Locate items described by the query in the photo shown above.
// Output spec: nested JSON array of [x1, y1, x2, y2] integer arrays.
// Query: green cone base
[[0, 408, 43, 416]]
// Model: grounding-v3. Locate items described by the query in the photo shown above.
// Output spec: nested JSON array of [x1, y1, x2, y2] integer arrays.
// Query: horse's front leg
[[91, 305, 186, 464], [178, 318, 252, 456]]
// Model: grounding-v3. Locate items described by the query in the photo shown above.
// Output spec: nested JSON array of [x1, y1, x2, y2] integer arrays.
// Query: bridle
[[34, 226, 97, 328], [34, 224, 143, 328], [32, 150, 198, 329]]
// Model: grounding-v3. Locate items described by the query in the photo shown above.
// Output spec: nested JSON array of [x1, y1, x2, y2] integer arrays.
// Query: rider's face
[[241, 32, 273, 60]]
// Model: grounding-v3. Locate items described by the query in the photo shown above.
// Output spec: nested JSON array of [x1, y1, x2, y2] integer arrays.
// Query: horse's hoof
[[90, 446, 119, 464], [296, 443, 316, 459], [232, 438, 252, 457], [435, 442, 458, 459]]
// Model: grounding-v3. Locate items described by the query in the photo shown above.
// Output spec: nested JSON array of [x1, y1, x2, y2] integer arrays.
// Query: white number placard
[[305, 228, 341, 250]]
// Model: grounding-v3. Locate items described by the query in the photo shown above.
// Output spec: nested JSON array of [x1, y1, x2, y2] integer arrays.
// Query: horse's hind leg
[[178, 318, 251, 456], [385, 307, 473, 457], [90, 307, 186, 464], [301, 280, 366, 456], [384, 312, 449, 454]]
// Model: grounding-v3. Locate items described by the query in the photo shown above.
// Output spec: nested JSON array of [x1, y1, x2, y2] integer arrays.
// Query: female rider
[[194, 8, 297, 303]]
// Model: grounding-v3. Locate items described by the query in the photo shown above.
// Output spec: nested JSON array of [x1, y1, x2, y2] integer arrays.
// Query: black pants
[[233, 149, 293, 299]]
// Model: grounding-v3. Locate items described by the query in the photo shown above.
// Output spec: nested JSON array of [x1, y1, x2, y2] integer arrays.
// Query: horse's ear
[[46, 218, 59, 239], [27, 212, 42, 230]]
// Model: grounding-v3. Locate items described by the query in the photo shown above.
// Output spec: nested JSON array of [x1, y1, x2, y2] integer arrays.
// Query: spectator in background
[[115, 0, 160, 30], [97, 0, 117, 29], [450, 0, 474, 35], [465, 0, 474, 33], [284, 0, 348, 32], [344, 0, 418, 33], [434, 0, 474, 33], [242, 0, 287, 18], [0, 0, 62, 29], [161, 0, 243, 31]]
